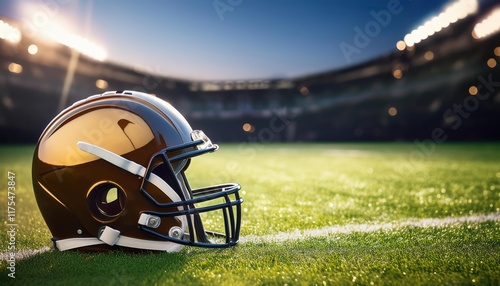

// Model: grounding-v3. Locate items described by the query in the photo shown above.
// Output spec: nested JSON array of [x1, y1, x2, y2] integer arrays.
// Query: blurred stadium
[[1, 1, 500, 284], [0, 0, 500, 144]]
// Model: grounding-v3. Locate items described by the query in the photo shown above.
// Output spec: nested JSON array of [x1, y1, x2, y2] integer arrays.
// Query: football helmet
[[32, 90, 243, 252]]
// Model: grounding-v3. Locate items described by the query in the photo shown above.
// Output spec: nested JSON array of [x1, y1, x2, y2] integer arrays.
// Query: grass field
[[0, 142, 499, 285]]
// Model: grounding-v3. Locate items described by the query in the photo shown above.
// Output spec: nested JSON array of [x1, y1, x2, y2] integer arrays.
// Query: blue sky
[[0, 0, 450, 80]]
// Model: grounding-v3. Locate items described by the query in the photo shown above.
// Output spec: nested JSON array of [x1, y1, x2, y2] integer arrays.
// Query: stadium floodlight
[[396, 40, 406, 51], [486, 58, 497, 68], [472, 7, 500, 40], [95, 79, 109, 89], [403, 34, 415, 47], [0, 20, 21, 44], [16, 1, 107, 61], [28, 44, 38, 55], [401, 0, 478, 49], [8, 63, 22, 74], [47, 28, 107, 61]]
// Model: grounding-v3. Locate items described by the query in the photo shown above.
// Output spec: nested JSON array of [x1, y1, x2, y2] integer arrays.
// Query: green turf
[[0, 142, 499, 285]]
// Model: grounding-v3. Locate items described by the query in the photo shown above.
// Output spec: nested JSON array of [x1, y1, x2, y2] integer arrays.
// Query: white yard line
[[1, 213, 499, 261], [240, 213, 500, 243], [0, 246, 51, 262]]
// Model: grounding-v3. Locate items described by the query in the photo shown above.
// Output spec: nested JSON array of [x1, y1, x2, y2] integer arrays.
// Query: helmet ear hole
[[88, 182, 126, 221]]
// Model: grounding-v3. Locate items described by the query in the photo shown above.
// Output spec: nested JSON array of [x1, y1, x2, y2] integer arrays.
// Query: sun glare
[[46, 27, 107, 61]]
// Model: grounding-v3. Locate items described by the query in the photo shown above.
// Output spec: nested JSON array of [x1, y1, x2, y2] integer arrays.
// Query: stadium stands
[[1, 1, 499, 143]]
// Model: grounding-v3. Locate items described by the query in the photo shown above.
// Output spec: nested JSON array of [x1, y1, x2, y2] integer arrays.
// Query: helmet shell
[[32, 91, 192, 251]]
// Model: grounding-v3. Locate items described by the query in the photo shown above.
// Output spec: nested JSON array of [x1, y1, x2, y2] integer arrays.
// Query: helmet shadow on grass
[[0, 249, 189, 285]]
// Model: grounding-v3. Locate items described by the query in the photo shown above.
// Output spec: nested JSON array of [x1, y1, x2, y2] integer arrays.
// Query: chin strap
[[55, 226, 184, 252], [51, 142, 188, 252]]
